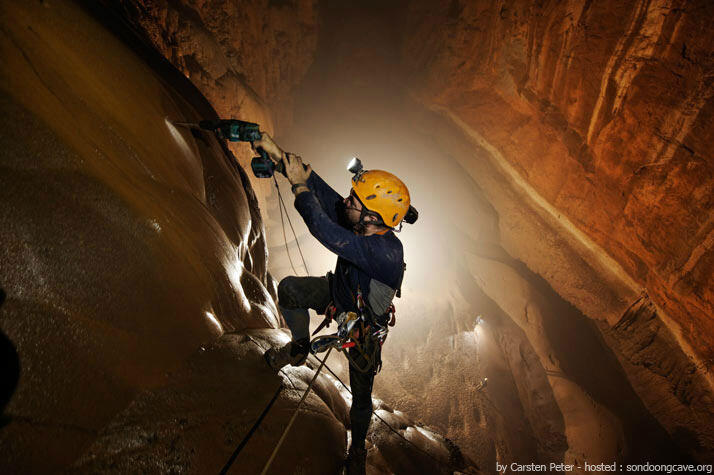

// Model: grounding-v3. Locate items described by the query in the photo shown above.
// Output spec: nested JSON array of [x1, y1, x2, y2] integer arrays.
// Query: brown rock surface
[[399, 0, 714, 463], [403, 0, 714, 368], [0, 2, 474, 473], [107, 0, 320, 224]]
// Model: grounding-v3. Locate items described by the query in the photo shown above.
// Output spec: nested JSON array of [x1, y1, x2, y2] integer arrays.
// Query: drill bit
[[171, 121, 201, 129]]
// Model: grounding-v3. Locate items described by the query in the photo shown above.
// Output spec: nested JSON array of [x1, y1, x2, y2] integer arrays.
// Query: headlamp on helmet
[[346, 157, 416, 231]]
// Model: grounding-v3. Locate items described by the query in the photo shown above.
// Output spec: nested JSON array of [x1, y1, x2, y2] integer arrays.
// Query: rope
[[274, 177, 300, 277], [273, 176, 310, 276], [318, 358, 479, 475], [259, 346, 333, 475], [219, 337, 327, 474], [218, 384, 283, 475]]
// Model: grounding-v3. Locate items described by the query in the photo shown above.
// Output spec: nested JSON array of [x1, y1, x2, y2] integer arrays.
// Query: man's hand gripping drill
[[173, 118, 310, 188], [251, 132, 312, 189]]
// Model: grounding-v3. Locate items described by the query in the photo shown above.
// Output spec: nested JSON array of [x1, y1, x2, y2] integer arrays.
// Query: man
[[253, 133, 409, 474]]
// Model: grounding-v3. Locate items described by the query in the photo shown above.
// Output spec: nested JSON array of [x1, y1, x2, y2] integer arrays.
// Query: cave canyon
[[1, 0, 713, 474]]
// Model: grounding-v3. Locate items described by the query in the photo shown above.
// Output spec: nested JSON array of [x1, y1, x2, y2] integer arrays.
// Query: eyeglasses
[[346, 191, 385, 226]]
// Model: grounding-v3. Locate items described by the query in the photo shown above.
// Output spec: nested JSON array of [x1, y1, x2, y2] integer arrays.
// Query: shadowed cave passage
[[1, 0, 713, 473]]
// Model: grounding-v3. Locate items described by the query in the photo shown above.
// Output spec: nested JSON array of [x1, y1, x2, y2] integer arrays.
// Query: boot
[[345, 445, 367, 475], [264, 338, 309, 370]]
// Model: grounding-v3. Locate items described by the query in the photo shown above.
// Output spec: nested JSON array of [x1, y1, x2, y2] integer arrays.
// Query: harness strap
[[311, 302, 338, 336], [388, 303, 396, 327], [396, 262, 406, 298]]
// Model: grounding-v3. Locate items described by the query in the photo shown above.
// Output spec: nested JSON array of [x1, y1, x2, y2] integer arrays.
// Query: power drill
[[174, 119, 291, 178], [176, 119, 419, 226]]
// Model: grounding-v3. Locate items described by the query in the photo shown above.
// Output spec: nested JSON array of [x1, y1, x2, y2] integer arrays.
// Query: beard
[[336, 200, 365, 234]]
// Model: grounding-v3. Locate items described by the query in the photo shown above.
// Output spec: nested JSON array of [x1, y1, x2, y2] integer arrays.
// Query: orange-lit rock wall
[[114, 0, 318, 126], [401, 0, 714, 462], [110, 0, 319, 226], [404, 0, 714, 366]]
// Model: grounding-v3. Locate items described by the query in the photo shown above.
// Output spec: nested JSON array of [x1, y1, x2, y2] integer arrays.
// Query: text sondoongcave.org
[[496, 461, 714, 473]]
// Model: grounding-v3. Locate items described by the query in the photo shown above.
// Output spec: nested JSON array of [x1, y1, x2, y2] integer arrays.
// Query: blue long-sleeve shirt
[[294, 171, 404, 315]]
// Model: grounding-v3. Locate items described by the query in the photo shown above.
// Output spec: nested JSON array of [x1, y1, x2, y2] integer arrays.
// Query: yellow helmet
[[352, 170, 410, 229]]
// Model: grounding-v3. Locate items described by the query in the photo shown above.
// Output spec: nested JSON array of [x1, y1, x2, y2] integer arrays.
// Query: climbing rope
[[273, 176, 310, 276], [218, 338, 329, 474], [218, 384, 282, 475], [318, 358, 479, 475], [274, 176, 300, 276], [259, 346, 333, 475], [220, 338, 477, 474]]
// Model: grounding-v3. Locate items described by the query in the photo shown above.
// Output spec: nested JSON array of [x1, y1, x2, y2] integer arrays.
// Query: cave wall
[[109, 0, 320, 230], [112, 0, 318, 128], [400, 0, 714, 463], [0, 2, 474, 473], [0, 0, 280, 467], [403, 0, 714, 368], [52, 0, 714, 469]]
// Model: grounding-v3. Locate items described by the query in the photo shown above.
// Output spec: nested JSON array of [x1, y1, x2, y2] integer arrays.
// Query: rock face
[[113, 0, 318, 127], [403, 0, 714, 365], [0, 2, 473, 473], [108, 0, 320, 231], [400, 0, 714, 463], [5, 0, 712, 471]]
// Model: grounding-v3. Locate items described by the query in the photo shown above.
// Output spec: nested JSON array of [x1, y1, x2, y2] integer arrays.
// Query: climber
[[254, 132, 408, 475]]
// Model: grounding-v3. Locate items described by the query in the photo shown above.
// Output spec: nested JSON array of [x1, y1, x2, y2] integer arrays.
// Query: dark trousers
[[278, 276, 375, 450]]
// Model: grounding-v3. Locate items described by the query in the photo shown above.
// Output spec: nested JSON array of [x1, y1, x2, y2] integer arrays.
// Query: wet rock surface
[[73, 330, 348, 473], [0, 1, 473, 473], [107, 0, 320, 225]]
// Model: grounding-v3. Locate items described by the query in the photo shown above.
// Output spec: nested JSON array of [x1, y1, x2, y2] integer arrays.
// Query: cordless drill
[[176, 119, 419, 225], [175, 119, 295, 178]]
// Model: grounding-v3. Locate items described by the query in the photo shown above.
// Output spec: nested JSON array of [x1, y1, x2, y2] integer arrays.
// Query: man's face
[[343, 190, 383, 232], [343, 190, 363, 225]]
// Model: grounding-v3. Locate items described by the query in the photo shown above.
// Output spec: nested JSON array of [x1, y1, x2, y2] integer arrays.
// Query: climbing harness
[[310, 286, 393, 374]]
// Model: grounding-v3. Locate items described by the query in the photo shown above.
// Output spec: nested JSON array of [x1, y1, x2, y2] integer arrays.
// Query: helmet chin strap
[[351, 205, 391, 235], [343, 204, 368, 234], [344, 192, 390, 235]]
